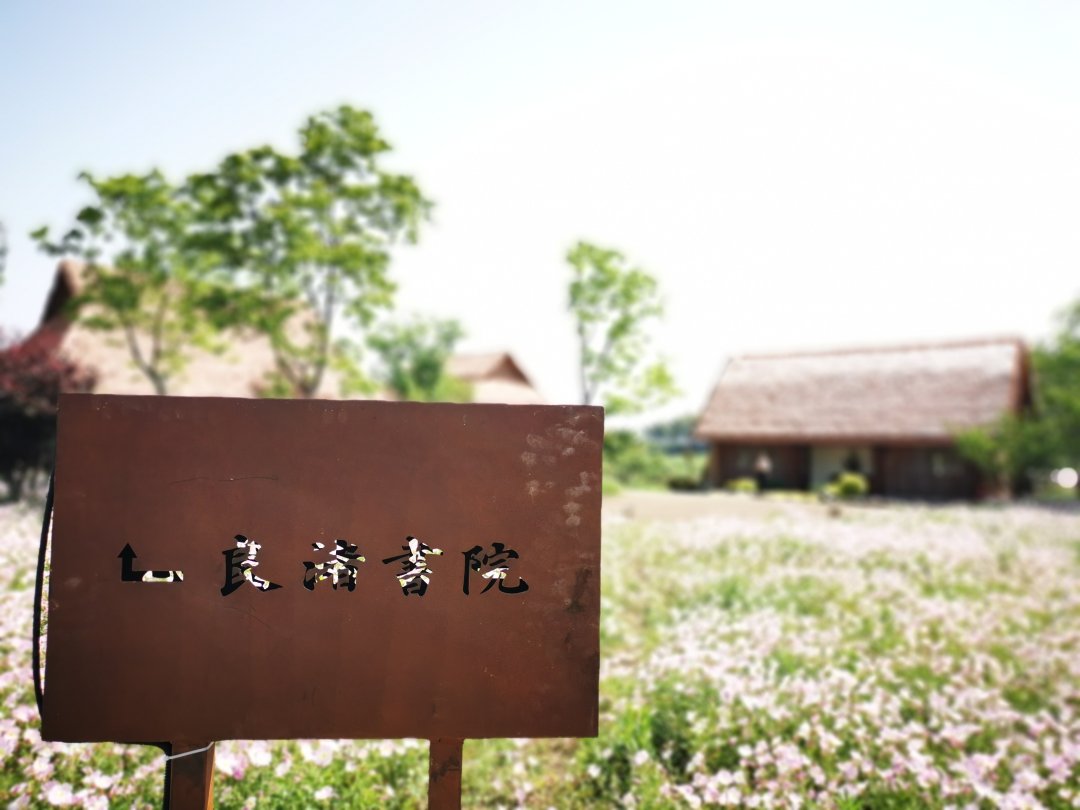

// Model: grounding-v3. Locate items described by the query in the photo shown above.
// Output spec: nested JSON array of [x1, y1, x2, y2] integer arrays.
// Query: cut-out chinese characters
[[118, 544, 183, 583], [221, 534, 282, 596], [462, 543, 529, 595], [382, 536, 443, 597], [303, 539, 365, 591]]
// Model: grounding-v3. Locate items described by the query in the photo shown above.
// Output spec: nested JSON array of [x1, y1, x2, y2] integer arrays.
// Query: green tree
[[567, 240, 676, 412], [190, 105, 431, 398], [954, 413, 1048, 498], [1032, 300, 1080, 474], [32, 171, 232, 395], [368, 317, 471, 402]]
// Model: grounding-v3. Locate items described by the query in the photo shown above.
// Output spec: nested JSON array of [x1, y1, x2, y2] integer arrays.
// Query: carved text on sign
[[119, 535, 529, 598]]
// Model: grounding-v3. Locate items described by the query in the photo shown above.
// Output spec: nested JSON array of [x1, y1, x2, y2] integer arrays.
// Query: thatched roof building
[[15, 262, 543, 404], [24, 260, 284, 397], [697, 337, 1029, 499], [446, 352, 544, 405]]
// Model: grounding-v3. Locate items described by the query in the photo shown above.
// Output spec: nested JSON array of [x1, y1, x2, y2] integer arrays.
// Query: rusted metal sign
[[42, 394, 602, 751]]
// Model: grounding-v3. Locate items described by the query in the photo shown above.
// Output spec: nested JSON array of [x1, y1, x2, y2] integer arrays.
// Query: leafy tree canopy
[[1032, 299, 1080, 467], [368, 316, 471, 403], [567, 240, 676, 412], [189, 105, 432, 398], [954, 413, 1050, 498], [32, 171, 234, 395]]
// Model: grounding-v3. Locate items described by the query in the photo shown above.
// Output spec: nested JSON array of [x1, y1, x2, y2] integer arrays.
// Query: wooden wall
[[874, 446, 980, 500], [709, 442, 982, 499], [709, 443, 810, 490]]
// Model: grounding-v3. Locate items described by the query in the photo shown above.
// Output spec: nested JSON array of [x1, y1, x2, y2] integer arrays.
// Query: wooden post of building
[[428, 738, 464, 810]]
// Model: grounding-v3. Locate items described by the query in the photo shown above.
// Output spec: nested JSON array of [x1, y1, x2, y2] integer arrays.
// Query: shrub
[[0, 332, 95, 500], [822, 471, 869, 500], [667, 476, 701, 491], [726, 477, 758, 494]]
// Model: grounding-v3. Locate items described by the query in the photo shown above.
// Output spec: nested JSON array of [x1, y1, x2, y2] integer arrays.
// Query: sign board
[[42, 394, 603, 745]]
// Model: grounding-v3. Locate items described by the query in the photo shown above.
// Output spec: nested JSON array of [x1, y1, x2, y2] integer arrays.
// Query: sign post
[[165, 742, 216, 810], [41, 395, 603, 808]]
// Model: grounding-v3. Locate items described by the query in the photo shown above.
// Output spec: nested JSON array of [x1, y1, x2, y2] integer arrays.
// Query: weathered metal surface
[[428, 738, 464, 809], [42, 395, 602, 744]]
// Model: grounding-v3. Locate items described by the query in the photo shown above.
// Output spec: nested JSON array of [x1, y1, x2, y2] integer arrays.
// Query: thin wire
[[32, 471, 54, 719], [163, 742, 216, 762]]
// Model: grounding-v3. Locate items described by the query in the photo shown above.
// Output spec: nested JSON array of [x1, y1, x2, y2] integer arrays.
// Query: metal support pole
[[428, 737, 464, 810], [164, 741, 215, 810]]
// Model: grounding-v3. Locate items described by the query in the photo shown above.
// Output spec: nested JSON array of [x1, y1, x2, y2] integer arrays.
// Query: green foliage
[[643, 414, 701, 448], [327, 336, 379, 399], [821, 471, 870, 500], [604, 429, 705, 490], [567, 241, 677, 413], [368, 316, 471, 402], [954, 414, 1047, 497], [189, 105, 432, 398], [32, 171, 232, 395], [726, 476, 758, 494], [1032, 301, 1080, 469], [667, 473, 702, 491], [958, 302, 1080, 498]]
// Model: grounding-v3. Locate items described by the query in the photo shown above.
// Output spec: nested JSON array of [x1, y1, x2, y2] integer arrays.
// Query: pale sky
[[2, 1, 1078, 418]]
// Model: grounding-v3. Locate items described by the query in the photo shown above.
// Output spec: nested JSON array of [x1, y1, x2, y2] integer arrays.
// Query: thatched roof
[[26, 261, 285, 397], [19, 263, 543, 404], [696, 337, 1028, 444], [446, 352, 545, 405]]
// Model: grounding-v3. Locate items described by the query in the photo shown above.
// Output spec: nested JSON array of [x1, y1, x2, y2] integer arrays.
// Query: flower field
[[3, 496, 1080, 808]]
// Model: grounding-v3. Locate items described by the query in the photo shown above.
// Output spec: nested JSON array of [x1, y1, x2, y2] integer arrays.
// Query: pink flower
[[43, 781, 74, 806], [84, 771, 114, 790], [214, 748, 248, 780]]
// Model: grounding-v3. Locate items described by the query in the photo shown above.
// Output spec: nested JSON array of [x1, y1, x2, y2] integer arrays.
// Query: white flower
[[214, 748, 247, 780], [43, 782, 74, 807], [29, 755, 53, 780], [77, 791, 109, 810], [84, 771, 114, 791], [246, 740, 272, 768], [313, 786, 336, 802]]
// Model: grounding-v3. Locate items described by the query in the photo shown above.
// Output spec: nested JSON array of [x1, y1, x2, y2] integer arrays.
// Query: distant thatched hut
[[696, 337, 1030, 499], [445, 352, 544, 405]]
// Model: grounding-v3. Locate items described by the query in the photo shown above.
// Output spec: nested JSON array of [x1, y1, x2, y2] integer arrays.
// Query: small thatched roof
[[447, 352, 545, 405], [445, 352, 525, 383], [696, 337, 1028, 444]]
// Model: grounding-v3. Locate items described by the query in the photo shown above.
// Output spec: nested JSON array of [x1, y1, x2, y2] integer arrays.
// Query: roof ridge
[[736, 335, 1026, 361]]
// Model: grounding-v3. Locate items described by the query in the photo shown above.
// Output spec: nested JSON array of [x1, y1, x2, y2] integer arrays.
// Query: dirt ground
[[601, 489, 825, 522], [601, 489, 1080, 523]]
